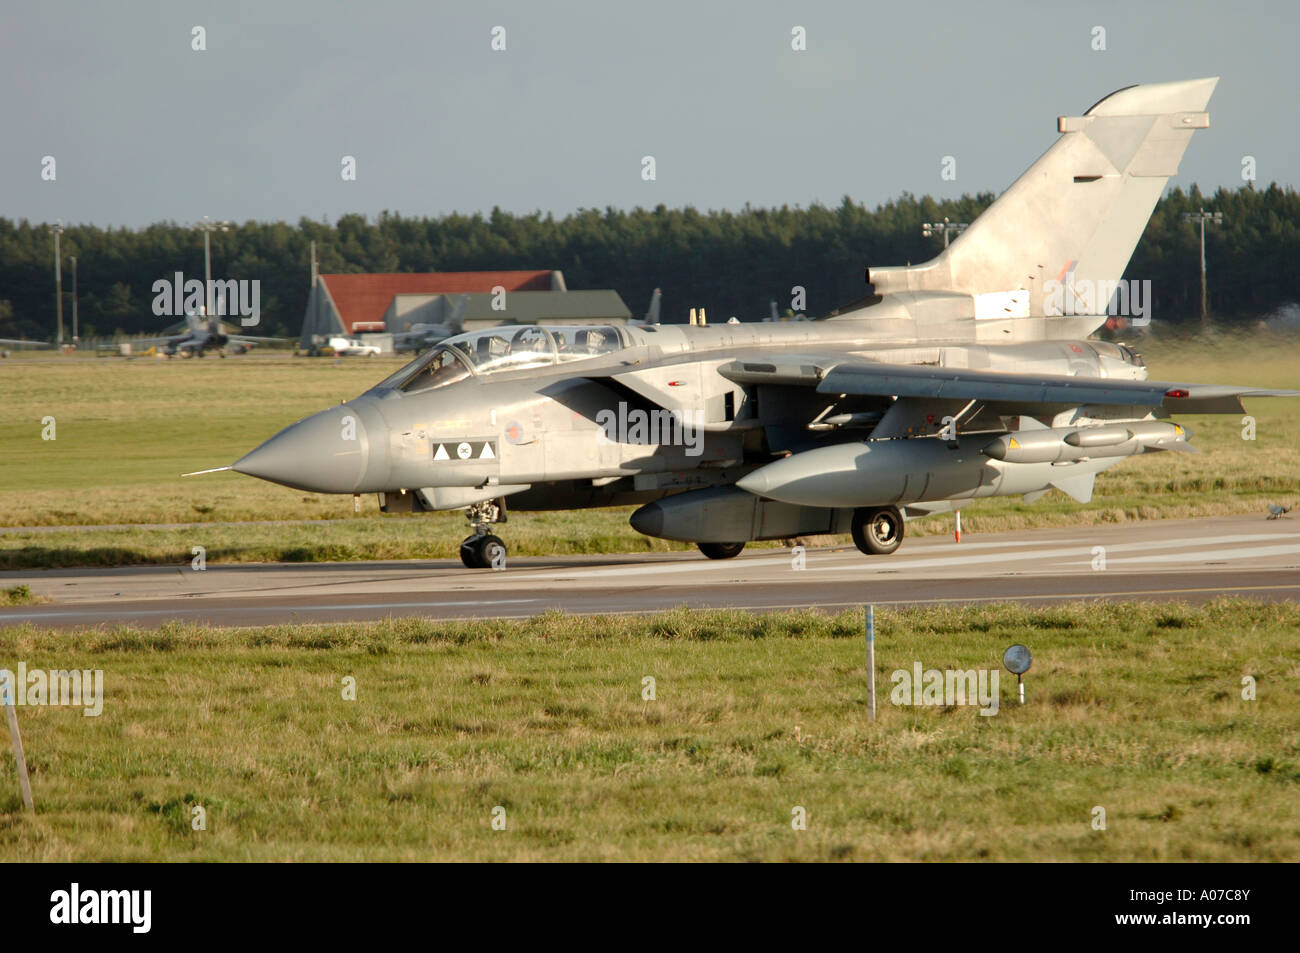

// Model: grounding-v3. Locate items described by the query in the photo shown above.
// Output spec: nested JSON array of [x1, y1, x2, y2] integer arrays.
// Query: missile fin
[[1049, 472, 1096, 503]]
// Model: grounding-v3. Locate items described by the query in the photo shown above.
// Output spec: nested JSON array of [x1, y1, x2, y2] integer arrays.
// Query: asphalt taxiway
[[2, 515, 1298, 629]]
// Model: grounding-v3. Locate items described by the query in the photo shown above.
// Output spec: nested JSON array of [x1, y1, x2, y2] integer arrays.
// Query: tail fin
[[447, 293, 469, 332], [645, 288, 662, 325], [868, 78, 1218, 316]]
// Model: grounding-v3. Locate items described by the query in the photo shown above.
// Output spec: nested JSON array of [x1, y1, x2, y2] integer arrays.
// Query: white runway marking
[[519, 532, 1295, 580], [1098, 542, 1300, 566], [809, 532, 1295, 573]]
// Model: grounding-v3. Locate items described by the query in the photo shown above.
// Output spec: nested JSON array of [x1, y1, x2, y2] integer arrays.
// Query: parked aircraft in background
[[111, 310, 285, 358], [392, 295, 469, 353]]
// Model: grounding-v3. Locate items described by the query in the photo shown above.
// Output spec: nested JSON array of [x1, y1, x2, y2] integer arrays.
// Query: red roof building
[[300, 270, 566, 344]]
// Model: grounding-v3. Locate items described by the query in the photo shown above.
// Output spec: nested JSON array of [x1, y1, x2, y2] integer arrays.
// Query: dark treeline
[[0, 183, 1295, 341]]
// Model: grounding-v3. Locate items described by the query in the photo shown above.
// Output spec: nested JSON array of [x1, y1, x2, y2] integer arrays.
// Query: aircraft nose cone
[[233, 406, 368, 493]]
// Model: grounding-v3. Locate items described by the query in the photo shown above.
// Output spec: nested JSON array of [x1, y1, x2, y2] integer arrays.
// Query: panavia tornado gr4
[[215, 77, 1296, 568]]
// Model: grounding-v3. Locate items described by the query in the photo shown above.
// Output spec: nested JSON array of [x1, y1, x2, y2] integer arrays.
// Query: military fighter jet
[[215, 77, 1297, 568], [391, 295, 470, 353], [125, 310, 284, 358]]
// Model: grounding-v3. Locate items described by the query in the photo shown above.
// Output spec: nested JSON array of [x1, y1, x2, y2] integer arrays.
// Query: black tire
[[851, 507, 904, 556], [459, 536, 484, 568], [479, 535, 507, 569], [698, 541, 746, 560]]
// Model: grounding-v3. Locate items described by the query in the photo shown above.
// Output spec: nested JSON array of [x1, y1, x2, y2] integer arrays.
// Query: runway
[[3, 514, 1299, 629]]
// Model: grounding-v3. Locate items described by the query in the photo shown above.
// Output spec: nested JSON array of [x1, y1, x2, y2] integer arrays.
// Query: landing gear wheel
[[851, 507, 904, 556], [698, 541, 745, 560], [478, 535, 507, 569], [459, 534, 507, 569]]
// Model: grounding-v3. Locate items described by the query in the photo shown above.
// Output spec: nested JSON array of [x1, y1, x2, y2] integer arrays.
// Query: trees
[[0, 183, 1293, 338]]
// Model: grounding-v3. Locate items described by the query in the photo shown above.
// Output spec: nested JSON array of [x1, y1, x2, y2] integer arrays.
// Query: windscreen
[[440, 325, 626, 374], [372, 346, 470, 393]]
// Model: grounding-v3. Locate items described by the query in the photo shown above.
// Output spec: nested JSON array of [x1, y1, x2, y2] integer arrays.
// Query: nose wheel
[[460, 533, 507, 569]]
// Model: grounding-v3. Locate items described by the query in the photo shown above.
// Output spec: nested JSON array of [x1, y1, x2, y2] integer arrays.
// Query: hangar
[[299, 270, 631, 349]]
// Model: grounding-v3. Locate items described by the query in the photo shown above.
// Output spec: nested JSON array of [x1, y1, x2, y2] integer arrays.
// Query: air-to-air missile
[[981, 420, 1194, 464], [202, 78, 1298, 568]]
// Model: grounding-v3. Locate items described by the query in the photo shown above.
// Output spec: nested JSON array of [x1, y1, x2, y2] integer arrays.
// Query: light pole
[[70, 256, 78, 345], [921, 216, 968, 248], [198, 217, 232, 318], [1183, 208, 1223, 329], [52, 222, 64, 347]]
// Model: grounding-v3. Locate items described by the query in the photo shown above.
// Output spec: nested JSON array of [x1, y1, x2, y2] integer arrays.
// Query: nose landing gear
[[460, 533, 507, 569], [459, 498, 509, 569]]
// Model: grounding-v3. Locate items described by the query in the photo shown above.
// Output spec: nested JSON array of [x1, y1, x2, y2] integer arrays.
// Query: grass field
[[1, 331, 1298, 568], [0, 602, 1294, 861]]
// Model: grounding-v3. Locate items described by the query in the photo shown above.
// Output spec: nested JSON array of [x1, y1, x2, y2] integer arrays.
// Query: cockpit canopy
[[375, 325, 628, 395]]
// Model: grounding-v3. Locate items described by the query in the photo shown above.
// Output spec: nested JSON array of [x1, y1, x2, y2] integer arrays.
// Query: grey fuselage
[[231, 312, 1148, 527]]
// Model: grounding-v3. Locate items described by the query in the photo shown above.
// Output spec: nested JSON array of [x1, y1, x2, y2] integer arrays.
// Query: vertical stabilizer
[[645, 288, 662, 325], [867, 78, 1218, 316]]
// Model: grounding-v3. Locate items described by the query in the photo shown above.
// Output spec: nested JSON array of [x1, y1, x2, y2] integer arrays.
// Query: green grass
[[1, 332, 1298, 569], [0, 585, 43, 606], [0, 602, 1295, 861]]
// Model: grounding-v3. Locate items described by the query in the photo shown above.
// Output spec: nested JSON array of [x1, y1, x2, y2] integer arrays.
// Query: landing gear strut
[[851, 506, 904, 556], [459, 498, 509, 569]]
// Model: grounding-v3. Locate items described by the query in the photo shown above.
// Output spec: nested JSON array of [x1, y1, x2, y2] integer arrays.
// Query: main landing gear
[[850, 506, 904, 556], [459, 498, 508, 569], [697, 542, 746, 560]]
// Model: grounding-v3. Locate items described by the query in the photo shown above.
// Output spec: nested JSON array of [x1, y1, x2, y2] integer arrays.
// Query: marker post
[[1, 673, 34, 812], [1002, 644, 1033, 707], [866, 604, 876, 721]]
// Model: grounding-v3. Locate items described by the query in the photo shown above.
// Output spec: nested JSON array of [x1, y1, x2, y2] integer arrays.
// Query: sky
[[2, 0, 1297, 228]]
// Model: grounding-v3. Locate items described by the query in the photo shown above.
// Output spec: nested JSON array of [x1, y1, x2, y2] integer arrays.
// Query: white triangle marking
[[480, 442, 495, 459], [433, 444, 449, 460]]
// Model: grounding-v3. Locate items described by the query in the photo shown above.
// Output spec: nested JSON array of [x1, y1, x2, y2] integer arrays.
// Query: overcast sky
[[3, 0, 1296, 228]]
